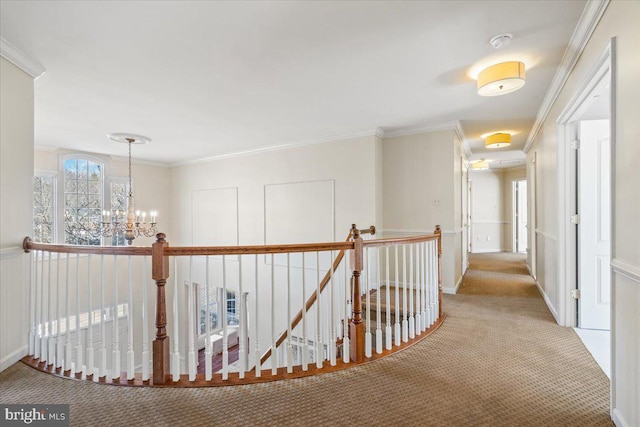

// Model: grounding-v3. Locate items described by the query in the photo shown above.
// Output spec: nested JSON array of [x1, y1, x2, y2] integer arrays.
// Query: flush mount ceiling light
[[485, 133, 512, 148], [477, 61, 526, 96], [472, 161, 490, 170]]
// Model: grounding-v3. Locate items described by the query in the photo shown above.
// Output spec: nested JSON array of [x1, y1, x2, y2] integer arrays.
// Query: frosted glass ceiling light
[[472, 161, 490, 170], [485, 133, 512, 148], [477, 61, 525, 96]]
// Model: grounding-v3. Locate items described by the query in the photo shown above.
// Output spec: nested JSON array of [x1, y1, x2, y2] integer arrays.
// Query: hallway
[[0, 253, 612, 426]]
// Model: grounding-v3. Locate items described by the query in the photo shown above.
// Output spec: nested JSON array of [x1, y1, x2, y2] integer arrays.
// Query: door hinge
[[570, 214, 580, 225], [571, 139, 580, 150], [571, 289, 581, 300]]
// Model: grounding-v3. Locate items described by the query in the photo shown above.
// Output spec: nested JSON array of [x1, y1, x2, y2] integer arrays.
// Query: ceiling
[[0, 1, 587, 166]]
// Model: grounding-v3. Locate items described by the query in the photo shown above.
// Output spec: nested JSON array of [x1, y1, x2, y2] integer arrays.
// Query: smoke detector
[[490, 33, 513, 49]]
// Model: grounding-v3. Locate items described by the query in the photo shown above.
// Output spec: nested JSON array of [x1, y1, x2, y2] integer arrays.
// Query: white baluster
[[141, 256, 149, 382], [36, 252, 47, 362], [343, 260, 350, 363], [301, 253, 308, 371], [422, 241, 427, 331], [270, 254, 277, 375], [28, 251, 35, 356], [55, 253, 63, 369], [126, 256, 134, 380], [254, 255, 261, 377], [394, 245, 400, 347], [376, 246, 383, 354], [204, 256, 212, 381], [316, 252, 323, 368], [329, 251, 336, 366], [64, 253, 72, 372], [241, 290, 249, 376], [34, 251, 41, 360], [364, 247, 372, 358], [111, 255, 119, 380], [415, 243, 422, 336], [402, 245, 408, 343], [409, 244, 415, 339], [385, 246, 392, 350], [75, 253, 82, 375], [46, 251, 53, 364], [238, 256, 246, 378], [286, 253, 293, 373], [222, 255, 229, 380], [172, 257, 180, 381], [86, 254, 94, 376], [187, 257, 196, 381], [436, 240, 439, 323], [99, 255, 107, 378]]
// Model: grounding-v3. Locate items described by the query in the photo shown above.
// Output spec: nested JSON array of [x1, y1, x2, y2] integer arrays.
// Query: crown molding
[[172, 128, 382, 167], [524, 0, 609, 153], [34, 145, 59, 153], [0, 37, 46, 79], [109, 155, 169, 168], [382, 120, 463, 139]]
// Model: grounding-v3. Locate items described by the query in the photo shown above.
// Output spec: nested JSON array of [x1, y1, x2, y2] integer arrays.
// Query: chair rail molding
[[611, 258, 640, 285]]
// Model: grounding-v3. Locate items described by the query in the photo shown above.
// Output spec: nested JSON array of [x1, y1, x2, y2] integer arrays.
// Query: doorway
[[512, 179, 527, 253], [557, 41, 614, 378]]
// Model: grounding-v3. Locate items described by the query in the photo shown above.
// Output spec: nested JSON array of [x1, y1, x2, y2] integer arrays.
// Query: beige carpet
[[0, 253, 612, 426]]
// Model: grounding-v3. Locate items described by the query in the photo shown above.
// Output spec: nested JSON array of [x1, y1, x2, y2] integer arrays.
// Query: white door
[[461, 160, 469, 272], [516, 180, 527, 253], [578, 119, 611, 330]]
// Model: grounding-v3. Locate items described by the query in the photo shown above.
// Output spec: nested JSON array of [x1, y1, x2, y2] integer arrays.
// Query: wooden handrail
[[257, 226, 369, 366], [23, 237, 152, 255], [165, 242, 353, 257], [361, 233, 438, 248]]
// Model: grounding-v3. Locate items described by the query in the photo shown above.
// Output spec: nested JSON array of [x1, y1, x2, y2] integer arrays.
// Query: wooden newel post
[[152, 233, 170, 384], [435, 225, 443, 319], [349, 224, 365, 363]]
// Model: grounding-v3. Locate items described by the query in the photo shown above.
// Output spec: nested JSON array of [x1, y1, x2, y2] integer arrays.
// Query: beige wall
[[0, 57, 34, 371], [528, 1, 640, 425], [382, 129, 464, 293]]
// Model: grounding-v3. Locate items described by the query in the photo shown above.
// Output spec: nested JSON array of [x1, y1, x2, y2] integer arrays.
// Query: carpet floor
[[0, 252, 613, 426]]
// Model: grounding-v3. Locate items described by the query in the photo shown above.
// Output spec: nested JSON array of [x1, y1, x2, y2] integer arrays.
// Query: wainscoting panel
[[264, 180, 334, 269], [191, 187, 239, 246]]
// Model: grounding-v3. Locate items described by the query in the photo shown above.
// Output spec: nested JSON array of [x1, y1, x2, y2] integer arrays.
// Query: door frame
[[556, 39, 615, 328], [512, 179, 527, 253]]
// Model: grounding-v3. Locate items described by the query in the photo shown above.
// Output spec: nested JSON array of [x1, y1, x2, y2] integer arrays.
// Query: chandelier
[[101, 133, 158, 245]]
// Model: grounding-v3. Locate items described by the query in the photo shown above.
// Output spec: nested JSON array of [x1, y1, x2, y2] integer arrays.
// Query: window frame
[[51, 153, 129, 245], [33, 170, 58, 243]]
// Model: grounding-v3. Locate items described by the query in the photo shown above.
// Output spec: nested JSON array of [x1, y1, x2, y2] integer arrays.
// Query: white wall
[[502, 166, 526, 252], [0, 57, 34, 371], [528, 1, 640, 425], [470, 169, 504, 253], [382, 129, 463, 293], [469, 166, 525, 253], [170, 135, 380, 369]]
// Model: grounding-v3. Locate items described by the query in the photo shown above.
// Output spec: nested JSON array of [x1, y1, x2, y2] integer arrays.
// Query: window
[[31, 154, 134, 246], [63, 158, 103, 245], [108, 180, 128, 246], [196, 284, 238, 336], [33, 175, 55, 243]]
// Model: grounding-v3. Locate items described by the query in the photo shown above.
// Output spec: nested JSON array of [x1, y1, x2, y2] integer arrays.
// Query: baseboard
[[470, 249, 507, 254], [535, 279, 559, 323], [442, 275, 463, 295], [0, 345, 28, 373], [612, 408, 630, 427]]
